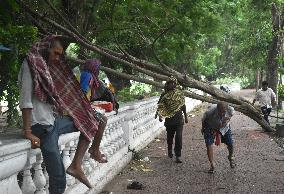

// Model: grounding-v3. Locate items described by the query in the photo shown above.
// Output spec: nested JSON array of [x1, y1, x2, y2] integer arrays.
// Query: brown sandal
[[208, 167, 215, 174]]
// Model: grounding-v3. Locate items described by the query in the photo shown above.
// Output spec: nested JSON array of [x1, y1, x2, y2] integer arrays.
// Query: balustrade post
[[109, 124, 119, 153], [33, 154, 46, 194], [117, 121, 126, 148], [104, 126, 114, 157], [70, 140, 77, 161], [100, 134, 107, 156], [43, 166, 49, 194], [21, 155, 36, 194], [62, 143, 75, 187], [113, 125, 121, 150], [122, 104, 138, 148], [83, 153, 92, 175]]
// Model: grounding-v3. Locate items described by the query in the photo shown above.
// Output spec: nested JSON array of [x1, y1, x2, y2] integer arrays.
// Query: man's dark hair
[[50, 38, 63, 49], [50, 37, 70, 50], [217, 101, 228, 111], [262, 81, 268, 86], [164, 80, 176, 92]]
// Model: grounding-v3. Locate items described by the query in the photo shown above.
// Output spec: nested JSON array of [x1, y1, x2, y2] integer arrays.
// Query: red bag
[[92, 101, 113, 112]]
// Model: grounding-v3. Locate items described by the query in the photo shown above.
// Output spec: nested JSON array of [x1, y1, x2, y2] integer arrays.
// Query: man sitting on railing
[[18, 35, 107, 193]]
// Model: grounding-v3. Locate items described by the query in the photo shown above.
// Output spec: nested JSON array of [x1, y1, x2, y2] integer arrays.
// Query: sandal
[[127, 181, 144, 190], [208, 167, 215, 174], [228, 156, 236, 168]]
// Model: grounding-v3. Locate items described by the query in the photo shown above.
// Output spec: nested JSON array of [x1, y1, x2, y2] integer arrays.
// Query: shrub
[[278, 84, 284, 99], [215, 76, 250, 88], [116, 82, 160, 102]]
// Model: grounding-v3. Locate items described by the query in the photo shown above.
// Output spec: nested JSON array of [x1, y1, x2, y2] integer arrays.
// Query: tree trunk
[[260, 68, 264, 85], [266, 4, 283, 93], [266, 35, 279, 93], [256, 68, 260, 91]]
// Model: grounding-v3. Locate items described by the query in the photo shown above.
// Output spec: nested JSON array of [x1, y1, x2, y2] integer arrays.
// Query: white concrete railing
[[0, 96, 202, 194]]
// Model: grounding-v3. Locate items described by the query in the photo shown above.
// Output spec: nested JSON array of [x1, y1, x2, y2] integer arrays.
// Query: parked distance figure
[[220, 85, 230, 93]]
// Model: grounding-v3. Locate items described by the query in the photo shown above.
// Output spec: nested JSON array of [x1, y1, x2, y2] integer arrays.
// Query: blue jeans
[[204, 127, 233, 146], [31, 116, 78, 194], [261, 106, 271, 124]]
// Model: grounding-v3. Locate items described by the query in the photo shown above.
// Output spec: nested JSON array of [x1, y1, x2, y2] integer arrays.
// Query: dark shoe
[[168, 151, 173, 158], [127, 181, 144, 190], [208, 166, 215, 174], [175, 157, 182, 163], [228, 156, 236, 168]]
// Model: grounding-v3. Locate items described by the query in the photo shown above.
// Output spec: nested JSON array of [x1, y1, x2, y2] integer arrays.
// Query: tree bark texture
[[266, 4, 284, 94]]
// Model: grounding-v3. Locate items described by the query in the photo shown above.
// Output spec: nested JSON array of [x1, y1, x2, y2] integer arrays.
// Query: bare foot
[[88, 149, 108, 163], [66, 165, 92, 188]]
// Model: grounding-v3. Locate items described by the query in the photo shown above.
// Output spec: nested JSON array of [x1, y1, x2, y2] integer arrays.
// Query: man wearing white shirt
[[252, 81, 276, 124]]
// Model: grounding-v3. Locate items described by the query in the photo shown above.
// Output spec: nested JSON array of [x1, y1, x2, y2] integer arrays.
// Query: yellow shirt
[[108, 83, 115, 93]]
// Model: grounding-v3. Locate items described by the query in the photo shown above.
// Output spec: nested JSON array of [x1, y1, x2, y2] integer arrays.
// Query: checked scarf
[[27, 35, 99, 141], [157, 76, 185, 118]]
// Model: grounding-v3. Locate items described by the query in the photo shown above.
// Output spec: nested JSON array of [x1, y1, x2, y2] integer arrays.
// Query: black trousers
[[166, 125, 183, 157], [261, 106, 272, 124]]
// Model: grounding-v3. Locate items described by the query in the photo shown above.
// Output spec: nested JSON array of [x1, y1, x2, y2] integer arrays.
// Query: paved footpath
[[102, 90, 284, 194]]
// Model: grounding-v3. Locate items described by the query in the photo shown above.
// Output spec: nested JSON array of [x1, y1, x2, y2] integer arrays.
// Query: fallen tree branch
[[68, 57, 273, 132], [18, 1, 275, 132]]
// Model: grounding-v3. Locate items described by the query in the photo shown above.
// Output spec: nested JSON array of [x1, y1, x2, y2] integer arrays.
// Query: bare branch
[[44, 0, 91, 44], [134, 18, 152, 45], [110, 0, 131, 57], [151, 24, 179, 75], [19, 4, 169, 81], [27, 13, 52, 35], [67, 57, 164, 87]]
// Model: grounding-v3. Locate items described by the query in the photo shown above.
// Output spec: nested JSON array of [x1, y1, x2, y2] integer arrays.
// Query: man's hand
[[23, 130, 40, 149], [271, 98, 277, 108], [114, 108, 118, 115], [220, 117, 230, 128]]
